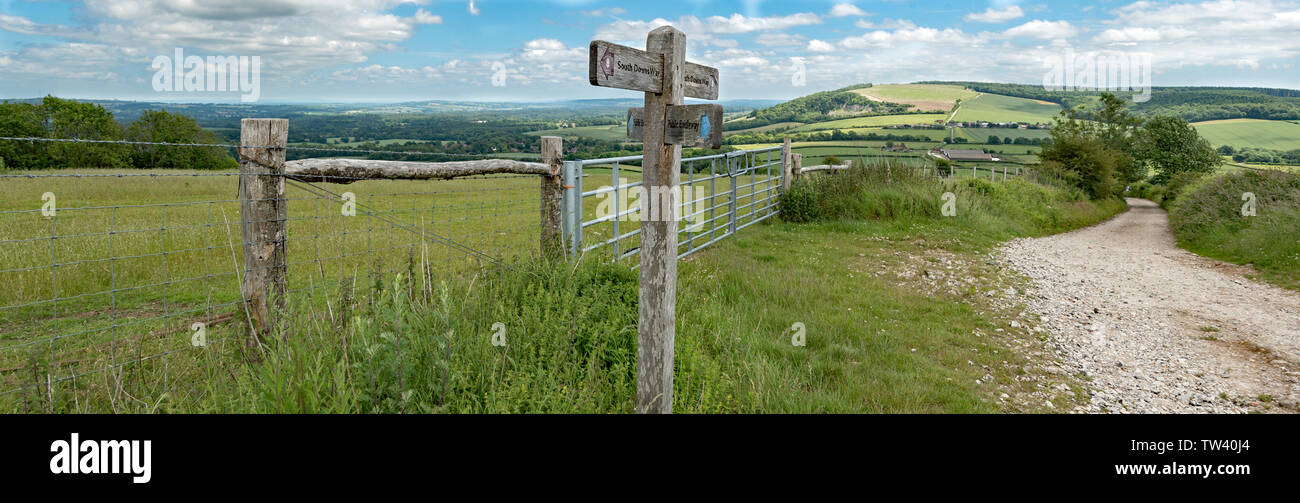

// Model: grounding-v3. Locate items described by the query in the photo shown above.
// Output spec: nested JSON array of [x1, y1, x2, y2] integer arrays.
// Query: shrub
[[1166, 170, 1300, 290]]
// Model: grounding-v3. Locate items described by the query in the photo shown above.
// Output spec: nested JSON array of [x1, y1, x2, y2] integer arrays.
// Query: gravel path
[[998, 198, 1300, 413]]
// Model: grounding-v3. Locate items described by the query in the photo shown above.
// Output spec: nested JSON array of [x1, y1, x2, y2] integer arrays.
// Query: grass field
[[0, 169, 550, 397], [952, 93, 1062, 124], [848, 84, 979, 112], [724, 121, 803, 136], [0, 158, 1124, 413], [791, 114, 948, 132], [1191, 119, 1300, 151], [526, 124, 626, 142]]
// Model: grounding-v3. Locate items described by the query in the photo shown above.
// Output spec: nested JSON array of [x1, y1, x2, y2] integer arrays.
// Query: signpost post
[[588, 26, 720, 414]]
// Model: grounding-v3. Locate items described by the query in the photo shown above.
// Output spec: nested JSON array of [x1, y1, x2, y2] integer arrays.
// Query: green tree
[[0, 101, 51, 169], [126, 109, 238, 170], [1090, 93, 1144, 183], [42, 96, 131, 169], [1135, 115, 1221, 184], [1039, 131, 1121, 199]]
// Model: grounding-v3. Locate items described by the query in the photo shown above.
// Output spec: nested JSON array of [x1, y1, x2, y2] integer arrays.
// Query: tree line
[[1038, 93, 1220, 199], [0, 96, 236, 170]]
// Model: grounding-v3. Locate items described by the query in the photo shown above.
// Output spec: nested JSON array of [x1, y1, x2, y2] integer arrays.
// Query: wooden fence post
[[540, 136, 564, 259], [238, 118, 289, 346], [781, 137, 792, 192], [792, 153, 803, 182], [636, 26, 685, 414]]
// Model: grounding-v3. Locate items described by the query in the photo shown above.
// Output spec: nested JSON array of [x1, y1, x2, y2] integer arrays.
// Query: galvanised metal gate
[[561, 146, 784, 262]]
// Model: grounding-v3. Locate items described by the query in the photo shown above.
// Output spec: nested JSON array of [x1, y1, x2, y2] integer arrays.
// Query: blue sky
[[1, 0, 1297, 102]]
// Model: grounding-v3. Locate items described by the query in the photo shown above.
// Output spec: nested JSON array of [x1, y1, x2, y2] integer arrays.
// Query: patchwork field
[[1192, 119, 1300, 151], [790, 114, 948, 132], [849, 84, 979, 112], [724, 121, 804, 136], [958, 127, 1051, 143], [952, 93, 1062, 124]]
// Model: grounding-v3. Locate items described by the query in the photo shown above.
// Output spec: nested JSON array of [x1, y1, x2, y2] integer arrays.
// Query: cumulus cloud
[[828, 3, 868, 17], [413, 9, 442, 25], [1003, 20, 1077, 39], [964, 6, 1024, 23], [807, 39, 836, 52]]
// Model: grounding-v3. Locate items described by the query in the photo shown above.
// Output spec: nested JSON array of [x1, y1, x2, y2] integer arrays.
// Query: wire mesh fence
[[0, 146, 543, 402]]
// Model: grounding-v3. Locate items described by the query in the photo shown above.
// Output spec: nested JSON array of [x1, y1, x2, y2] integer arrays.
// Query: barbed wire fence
[[0, 120, 553, 410]]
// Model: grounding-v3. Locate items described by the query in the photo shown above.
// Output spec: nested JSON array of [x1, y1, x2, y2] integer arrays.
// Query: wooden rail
[[284, 158, 552, 184]]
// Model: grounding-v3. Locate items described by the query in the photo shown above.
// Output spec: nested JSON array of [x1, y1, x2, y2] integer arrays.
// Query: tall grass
[[780, 162, 1122, 238], [1167, 169, 1300, 290]]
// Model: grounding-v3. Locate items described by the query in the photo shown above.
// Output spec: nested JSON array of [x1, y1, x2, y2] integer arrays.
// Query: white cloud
[[1003, 20, 1077, 39], [964, 6, 1024, 23], [468, 0, 480, 16], [705, 13, 822, 34], [829, 3, 868, 17], [413, 9, 442, 25], [807, 39, 836, 52]]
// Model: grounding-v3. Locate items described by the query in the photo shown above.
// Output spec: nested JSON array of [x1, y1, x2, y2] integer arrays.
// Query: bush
[[1166, 170, 1300, 290], [777, 159, 1125, 238], [1037, 133, 1121, 199], [1127, 181, 1166, 205], [1160, 170, 1210, 209], [935, 158, 952, 177]]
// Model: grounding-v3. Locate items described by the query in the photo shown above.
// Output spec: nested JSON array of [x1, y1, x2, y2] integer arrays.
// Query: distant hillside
[[918, 82, 1300, 122], [727, 85, 928, 130]]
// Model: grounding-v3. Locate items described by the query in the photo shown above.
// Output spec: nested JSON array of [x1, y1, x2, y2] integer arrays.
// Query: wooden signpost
[[589, 27, 720, 414], [626, 104, 722, 149], [590, 40, 719, 100]]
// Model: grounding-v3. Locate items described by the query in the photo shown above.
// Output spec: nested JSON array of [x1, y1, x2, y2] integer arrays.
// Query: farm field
[[1192, 119, 1300, 151], [526, 124, 627, 142], [791, 114, 948, 132], [848, 84, 979, 112], [321, 138, 431, 146], [0, 169, 548, 392], [952, 93, 1062, 124], [793, 126, 957, 142], [1221, 160, 1300, 173], [724, 121, 803, 135], [958, 127, 1051, 143], [724, 140, 1039, 170]]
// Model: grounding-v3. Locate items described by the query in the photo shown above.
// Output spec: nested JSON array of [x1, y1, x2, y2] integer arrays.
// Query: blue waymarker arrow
[[699, 114, 711, 139]]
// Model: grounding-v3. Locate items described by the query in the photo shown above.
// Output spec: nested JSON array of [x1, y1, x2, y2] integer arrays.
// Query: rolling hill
[[1192, 119, 1300, 151], [847, 84, 978, 112], [951, 93, 1062, 124]]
